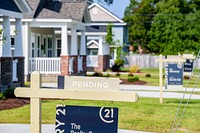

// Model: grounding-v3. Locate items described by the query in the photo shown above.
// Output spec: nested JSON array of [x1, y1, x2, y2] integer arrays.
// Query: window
[[11, 36, 15, 56], [31, 33, 35, 57], [47, 35, 53, 57], [87, 48, 98, 55], [42, 35, 47, 56], [37, 35, 41, 57], [56, 39, 61, 57]]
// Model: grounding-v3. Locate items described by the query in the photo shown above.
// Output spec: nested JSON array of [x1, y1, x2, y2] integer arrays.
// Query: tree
[[123, 0, 159, 53], [148, 0, 200, 55], [106, 23, 114, 45]]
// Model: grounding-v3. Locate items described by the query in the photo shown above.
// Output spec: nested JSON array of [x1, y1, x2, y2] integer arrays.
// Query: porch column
[[14, 18, 24, 86], [70, 28, 78, 74], [0, 16, 13, 90], [80, 30, 86, 55], [61, 26, 69, 56], [14, 18, 23, 56], [1, 16, 11, 57], [60, 26, 69, 76], [98, 36, 109, 72], [24, 22, 30, 81], [98, 35, 103, 55], [80, 30, 86, 74]]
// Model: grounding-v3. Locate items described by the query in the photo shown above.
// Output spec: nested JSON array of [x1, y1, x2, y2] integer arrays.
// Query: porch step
[[41, 75, 58, 83]]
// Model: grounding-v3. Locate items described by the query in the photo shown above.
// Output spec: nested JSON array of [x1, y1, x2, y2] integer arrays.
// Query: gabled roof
[[87, 40, 99, 48], [24, 0, 90, 23], [88, 3, 124, 23], [14, 0, 32, 13]]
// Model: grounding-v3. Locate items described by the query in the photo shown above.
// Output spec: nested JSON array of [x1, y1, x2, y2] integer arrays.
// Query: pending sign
[[55, 105, 118, 133], [58, 76, 120, 90]]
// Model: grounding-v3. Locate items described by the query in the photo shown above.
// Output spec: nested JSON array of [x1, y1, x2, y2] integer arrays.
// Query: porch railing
[[29, 57, 61, 74], [87, 55, 98, 67]]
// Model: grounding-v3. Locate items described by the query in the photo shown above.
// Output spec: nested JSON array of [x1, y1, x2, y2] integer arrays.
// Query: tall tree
[[148, 0, 200, 55], [106, 23, 114, 45], [123, 0, 159, 52]]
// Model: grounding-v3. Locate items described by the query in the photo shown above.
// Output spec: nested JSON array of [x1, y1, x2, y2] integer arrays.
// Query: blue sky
[[94, 0, 130, 19]]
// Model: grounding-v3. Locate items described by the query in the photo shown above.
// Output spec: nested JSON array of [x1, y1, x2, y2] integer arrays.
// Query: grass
[[1, 98, 200, 133]]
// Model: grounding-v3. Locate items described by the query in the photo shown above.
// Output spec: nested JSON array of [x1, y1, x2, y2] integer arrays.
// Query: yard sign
[[157, 55, 185, 103], [55, 105, 118, 133], [15, 71, 139, 133]]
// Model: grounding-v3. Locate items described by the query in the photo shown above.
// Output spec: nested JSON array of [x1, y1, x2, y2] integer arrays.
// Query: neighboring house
[[0, 0, 91, 81], [0, 0, 31, 90], [86, 3, 127, 72]]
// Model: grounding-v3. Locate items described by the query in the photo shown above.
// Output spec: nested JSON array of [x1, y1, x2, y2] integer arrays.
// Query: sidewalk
[[0, 124, 154, 133]]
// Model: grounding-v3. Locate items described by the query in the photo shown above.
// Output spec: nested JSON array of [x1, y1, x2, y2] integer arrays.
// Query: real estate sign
[[55, 105, 118, 133], [166, 63, 183, 86], [183, 59, 194, 73]]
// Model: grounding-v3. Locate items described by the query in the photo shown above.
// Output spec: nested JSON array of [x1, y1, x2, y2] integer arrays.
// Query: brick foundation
[[0, 57, 13, 90], [98, 55, 110, 72], [60, 55, 70, 76], [87, 55, 110, 72], [71, 56, 78, 75], [82, 55, 87, 75]]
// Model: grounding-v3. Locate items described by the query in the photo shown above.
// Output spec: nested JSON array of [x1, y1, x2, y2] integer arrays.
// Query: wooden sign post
[[157, 55, 185, 104], [15, 71, 139, 133]]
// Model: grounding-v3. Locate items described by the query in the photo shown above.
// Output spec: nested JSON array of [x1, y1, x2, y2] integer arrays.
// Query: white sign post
[[157, 55, 185, 104], [15, 71, 139, 133]]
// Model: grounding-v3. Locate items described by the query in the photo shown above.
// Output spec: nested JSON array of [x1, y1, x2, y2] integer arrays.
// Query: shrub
[[128, 76, 139, 82], [92, 72, 103, 77], [3, 87, 16, 99], [114, 59, 124, 66], [184, 75, 190, 80], [145, 73, 151, 78], [111, 59, 124, 72], [130, 65, 140, 73], [106, 74, 110, 77], [0, 92, 5, 100], [115, 72, 120, 77], [128, 73, 134, 77]]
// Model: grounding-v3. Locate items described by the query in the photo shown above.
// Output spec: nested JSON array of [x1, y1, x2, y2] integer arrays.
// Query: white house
[[86, 3, 127, 72], [0, 0, 91, 81], [0, 1, 127, 84], [0, 0, 31, 90]]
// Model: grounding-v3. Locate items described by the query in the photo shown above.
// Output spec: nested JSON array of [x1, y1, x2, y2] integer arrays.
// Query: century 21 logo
[[99, 107, 114, 123]]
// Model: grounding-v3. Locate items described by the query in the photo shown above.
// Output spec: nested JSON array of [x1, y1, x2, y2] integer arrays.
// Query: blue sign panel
[[184, 59, 194, 72], [55, 105, 118, 133], [167, 63, 183, 85]]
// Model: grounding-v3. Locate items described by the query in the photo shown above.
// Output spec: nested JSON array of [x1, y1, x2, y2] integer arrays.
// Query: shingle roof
[[24, 0, 87, 21], [86, 25, 107, 32]]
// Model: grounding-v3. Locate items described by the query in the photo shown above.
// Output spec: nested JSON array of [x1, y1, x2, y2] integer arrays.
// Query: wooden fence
[[126, 54, 200, 68]]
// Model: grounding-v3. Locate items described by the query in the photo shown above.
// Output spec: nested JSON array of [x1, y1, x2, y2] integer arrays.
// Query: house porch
[[25, 20, 87, 80]]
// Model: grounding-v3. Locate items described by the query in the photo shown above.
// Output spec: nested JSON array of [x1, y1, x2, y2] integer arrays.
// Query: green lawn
[[0, 98, 200, 133], [116, 68, 200, 88]]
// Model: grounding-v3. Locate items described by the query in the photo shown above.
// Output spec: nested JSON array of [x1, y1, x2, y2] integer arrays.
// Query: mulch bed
[[0, 98, 30, 111], [120, 79, 147, 85], [0, 79, 146, 111]]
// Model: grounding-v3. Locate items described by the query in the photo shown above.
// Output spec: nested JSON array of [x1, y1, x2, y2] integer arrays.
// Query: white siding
[[89, 6, 117, 22]]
